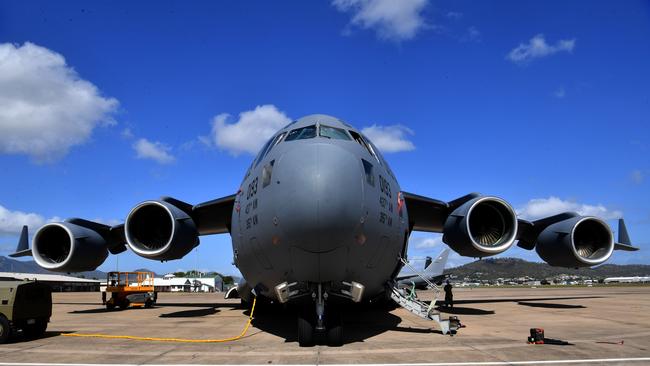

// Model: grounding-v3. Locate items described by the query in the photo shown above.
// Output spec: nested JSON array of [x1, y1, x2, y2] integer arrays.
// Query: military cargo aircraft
[[11, 114, 638, 346], [396, 248, 450, 289]]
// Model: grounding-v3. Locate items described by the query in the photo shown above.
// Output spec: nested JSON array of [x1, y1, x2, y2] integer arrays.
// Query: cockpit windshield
[[319, 125, 351, 140], [285, 125, 316, 141]]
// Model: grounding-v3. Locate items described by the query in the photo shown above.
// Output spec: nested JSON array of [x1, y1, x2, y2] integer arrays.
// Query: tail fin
[[9, 225, 32, 258], [614, 219, 638, 251], [618, 219, 631, 245], [424, 248, 450, 276]]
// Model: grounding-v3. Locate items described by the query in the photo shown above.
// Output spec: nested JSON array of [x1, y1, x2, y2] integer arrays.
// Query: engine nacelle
[[125, 200, 199, 261], [536, 216, 614, 268], [32, 222, 108, 272], [443, 196, 518, 257]]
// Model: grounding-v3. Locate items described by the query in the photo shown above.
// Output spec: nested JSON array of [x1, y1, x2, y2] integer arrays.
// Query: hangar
[[0, 272, 100, 292]]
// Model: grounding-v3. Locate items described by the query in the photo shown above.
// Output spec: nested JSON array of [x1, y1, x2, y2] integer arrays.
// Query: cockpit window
[[271, 132, 286, 148], [255, 132, 286, 168], [254, 137, 274, 168], [319, 125, 351, 140], [349, 130, 380, 163], [285, 125, 316, 141]]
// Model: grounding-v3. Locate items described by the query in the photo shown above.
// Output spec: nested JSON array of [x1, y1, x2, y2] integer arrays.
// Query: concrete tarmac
[[1, 286, 649, 365]]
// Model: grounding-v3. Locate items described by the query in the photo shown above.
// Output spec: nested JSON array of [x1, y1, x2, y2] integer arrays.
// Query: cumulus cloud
[[630, 170, 644, 185], [207, 105, 291, 156], [121, 128, 134, 139], [507, 34, 576, 64], [411, 235, 443, 249], [332, 0, 429, 41], [553, 86, 566, 99], [362, 124, 415, 153], [446, 11, 463, 20], [460, 26, 481, 43], [133, 138, 175, 164], [0, 42, 118, 162], [0, 205, 59, 236], [517, 197, 622, 221]]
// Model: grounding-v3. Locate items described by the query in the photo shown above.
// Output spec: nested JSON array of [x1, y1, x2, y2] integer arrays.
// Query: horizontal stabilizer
[[9, 225, 32, 258]]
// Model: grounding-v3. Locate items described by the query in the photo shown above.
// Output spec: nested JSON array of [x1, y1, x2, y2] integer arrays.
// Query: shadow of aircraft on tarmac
[[249, 302, 440, 345], [159, 307, 220, 317], [517, 301, 586, 309], [436, 306, 495, 315]]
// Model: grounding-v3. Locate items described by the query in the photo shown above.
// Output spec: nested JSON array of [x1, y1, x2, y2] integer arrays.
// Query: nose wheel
[[297, 308, 343, 347], [297, 284, 343, 347], [297, 312, 314, 346]]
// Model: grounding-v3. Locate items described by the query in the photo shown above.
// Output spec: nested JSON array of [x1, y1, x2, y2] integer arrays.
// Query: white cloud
[[517, 197, 622, 221], [0, 42, 118, 162], [446, 11, 463, 20], [0, 205, 59, 237], [507, 34, 576, 64], [133, 138, 175, 164], [121, 128, 134, 139], [411, 235, 443, 249], [207, 104, 291, 156], [362, 124, 415, 153], [630, 170, 644, 185], [332, 0, 429, 41], [553, 86, 566, 98], [461, 26, 481, 43]]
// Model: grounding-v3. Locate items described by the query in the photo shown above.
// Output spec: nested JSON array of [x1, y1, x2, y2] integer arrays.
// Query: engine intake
[[125, 200, 199, 261], [443, 196, 518, 257], [32, 222, 108, 272], [536, 216, 614, 267]]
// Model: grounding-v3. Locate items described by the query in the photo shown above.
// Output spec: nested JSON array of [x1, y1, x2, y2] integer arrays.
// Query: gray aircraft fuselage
[[230, 114, 408, 301]]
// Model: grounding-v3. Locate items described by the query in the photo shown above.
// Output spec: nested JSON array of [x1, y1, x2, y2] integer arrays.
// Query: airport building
[[0, 272, 100, 292], [151, 274, 223, 293], [98, 274, 224, 293]]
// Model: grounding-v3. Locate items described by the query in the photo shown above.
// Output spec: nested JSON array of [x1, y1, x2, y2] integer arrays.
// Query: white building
[[151, 274, 221, 292], [604, 276, 650, 283]]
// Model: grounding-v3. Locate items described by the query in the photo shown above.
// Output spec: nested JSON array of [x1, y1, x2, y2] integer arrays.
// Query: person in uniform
[[443, 280, 453, 308]]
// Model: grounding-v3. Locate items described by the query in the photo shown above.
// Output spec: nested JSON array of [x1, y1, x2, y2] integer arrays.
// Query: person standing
[[444, 280, 453, 308]]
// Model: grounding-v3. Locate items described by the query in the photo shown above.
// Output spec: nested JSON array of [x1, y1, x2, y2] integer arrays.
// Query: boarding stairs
[[389, 257, 459, 335]]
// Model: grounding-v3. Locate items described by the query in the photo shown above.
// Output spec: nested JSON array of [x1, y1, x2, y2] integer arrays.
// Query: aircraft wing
[[10, 194, 236, 273], [403, 191, 638, 268], [165, 194, 236, 235]]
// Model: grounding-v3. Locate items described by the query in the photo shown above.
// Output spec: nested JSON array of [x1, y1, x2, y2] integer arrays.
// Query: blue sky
[[1, 0, 649, 275]]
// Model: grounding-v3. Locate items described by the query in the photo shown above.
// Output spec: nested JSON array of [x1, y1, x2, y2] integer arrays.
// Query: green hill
[[0, 256, 107, 280], [445, 257, 650, 281]]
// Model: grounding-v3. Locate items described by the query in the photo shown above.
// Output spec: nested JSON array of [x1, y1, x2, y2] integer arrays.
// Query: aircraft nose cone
[[274, 143, 364, 253]]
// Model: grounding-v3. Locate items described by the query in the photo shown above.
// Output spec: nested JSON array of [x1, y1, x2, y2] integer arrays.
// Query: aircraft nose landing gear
[[297, 284, 343, 347]]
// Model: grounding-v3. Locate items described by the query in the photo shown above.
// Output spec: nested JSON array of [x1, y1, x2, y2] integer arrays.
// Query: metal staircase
[[389, 257, 460, 335]]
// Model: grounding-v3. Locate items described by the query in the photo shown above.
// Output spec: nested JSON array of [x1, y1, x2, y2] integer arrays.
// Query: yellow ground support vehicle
[[0, 279, 52, 343], [104, 272, 156, 310]]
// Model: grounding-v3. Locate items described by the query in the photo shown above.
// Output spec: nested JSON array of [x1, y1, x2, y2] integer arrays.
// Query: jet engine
[[32, 222, 108, 272], [125, 200, 199, 261], [443, 196, 518, 257], [535, 216, 614, 267]]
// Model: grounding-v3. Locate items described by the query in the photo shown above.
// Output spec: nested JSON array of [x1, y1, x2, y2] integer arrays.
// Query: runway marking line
[[2, 358, 650, 365]]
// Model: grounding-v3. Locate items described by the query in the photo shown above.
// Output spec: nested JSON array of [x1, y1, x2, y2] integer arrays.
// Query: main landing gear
[[297, 284, 343, 347]]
